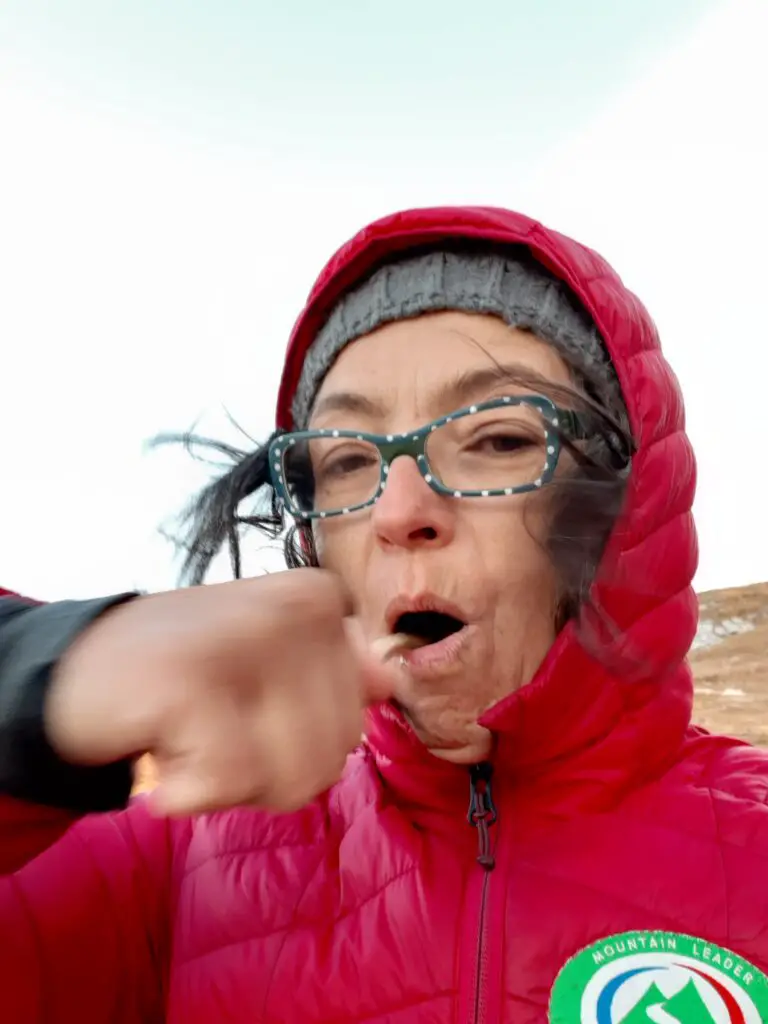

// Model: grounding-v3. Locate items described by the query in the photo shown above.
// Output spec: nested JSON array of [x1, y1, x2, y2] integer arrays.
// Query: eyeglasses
[[269, 395, 600, 520]]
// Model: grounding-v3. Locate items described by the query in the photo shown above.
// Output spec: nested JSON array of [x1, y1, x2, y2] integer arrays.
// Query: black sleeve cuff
[[0, 594, 140, 813]]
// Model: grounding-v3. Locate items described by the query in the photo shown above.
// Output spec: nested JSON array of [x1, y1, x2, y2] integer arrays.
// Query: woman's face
[[310, 311, 572, 763]]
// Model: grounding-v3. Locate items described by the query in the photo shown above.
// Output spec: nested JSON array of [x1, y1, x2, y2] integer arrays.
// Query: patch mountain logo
[[549, 931, 768, 1023]]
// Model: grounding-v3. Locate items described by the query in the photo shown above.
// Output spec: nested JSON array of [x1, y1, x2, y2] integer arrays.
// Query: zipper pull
[[467, 762, 497, 870]]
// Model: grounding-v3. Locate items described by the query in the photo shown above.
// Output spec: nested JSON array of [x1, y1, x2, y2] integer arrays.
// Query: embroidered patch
[[548, 930, 768, 1023]]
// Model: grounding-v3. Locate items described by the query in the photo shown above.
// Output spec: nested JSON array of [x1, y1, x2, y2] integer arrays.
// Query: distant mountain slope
[[691, 581, 768, 747]]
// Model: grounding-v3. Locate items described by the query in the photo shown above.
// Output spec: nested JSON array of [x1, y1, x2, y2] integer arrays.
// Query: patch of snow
[[691, 616, 756, 652]]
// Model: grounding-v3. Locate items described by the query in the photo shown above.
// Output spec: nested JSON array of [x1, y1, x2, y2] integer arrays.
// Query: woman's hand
[[45, 571, 399, 816]]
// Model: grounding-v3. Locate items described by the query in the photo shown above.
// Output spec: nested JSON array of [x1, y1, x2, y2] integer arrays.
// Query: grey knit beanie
[[291, 249, 625, 430]]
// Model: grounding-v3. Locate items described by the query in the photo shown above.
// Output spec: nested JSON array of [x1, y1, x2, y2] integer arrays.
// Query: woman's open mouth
[[393, 610, 465, 645], [390, 609, 471, 672]]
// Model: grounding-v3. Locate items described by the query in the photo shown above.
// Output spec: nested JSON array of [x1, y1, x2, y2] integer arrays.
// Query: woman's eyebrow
[[433, 363, 555, 410], [310, 390, 386, 421], [310, 363, 559, 425]]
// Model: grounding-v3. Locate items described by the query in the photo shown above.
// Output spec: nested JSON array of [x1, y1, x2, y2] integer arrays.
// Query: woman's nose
[[371, 456, 456, 550]]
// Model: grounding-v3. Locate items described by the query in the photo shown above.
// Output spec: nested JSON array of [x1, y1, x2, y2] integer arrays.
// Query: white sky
[[1, 0, 766, 600]]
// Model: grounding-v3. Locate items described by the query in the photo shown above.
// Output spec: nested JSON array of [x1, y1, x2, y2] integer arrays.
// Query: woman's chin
[[395, 697, 494, 764], [424, 726, 493, 765]]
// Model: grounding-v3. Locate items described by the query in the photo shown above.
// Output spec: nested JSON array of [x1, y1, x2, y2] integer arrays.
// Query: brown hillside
[[691, 582, 768, 747]]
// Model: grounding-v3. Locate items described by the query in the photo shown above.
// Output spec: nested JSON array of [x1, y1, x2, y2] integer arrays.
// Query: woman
[[2, 205, 768, 1024]]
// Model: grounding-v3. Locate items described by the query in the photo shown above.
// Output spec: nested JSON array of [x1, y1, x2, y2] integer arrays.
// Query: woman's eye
[[322, 451, 377, 477], [476, 432, 532, 452]]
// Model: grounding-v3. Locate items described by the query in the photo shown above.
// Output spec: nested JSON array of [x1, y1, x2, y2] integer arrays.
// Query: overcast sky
[[1, 0, 765, 599]]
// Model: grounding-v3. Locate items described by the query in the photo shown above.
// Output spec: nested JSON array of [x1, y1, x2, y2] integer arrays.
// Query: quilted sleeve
[[0, 798, 174, 1023], [0, 590, 138, 815], [0, 591, 173, 1021]]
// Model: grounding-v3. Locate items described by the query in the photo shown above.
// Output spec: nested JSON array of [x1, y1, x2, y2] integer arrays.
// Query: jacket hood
[[277, 206, 699, 811]]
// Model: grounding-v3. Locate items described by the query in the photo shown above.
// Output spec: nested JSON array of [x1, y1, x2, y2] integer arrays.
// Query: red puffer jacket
[[4, 207, 768, 1024]]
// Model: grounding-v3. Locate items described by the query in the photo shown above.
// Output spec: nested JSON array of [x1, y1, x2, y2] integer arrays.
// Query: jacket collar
[[364, 621, 694, 818]]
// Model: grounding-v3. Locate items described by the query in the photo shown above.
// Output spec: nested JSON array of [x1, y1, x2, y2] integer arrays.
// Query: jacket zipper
[[467, 762, 497, 1024]]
